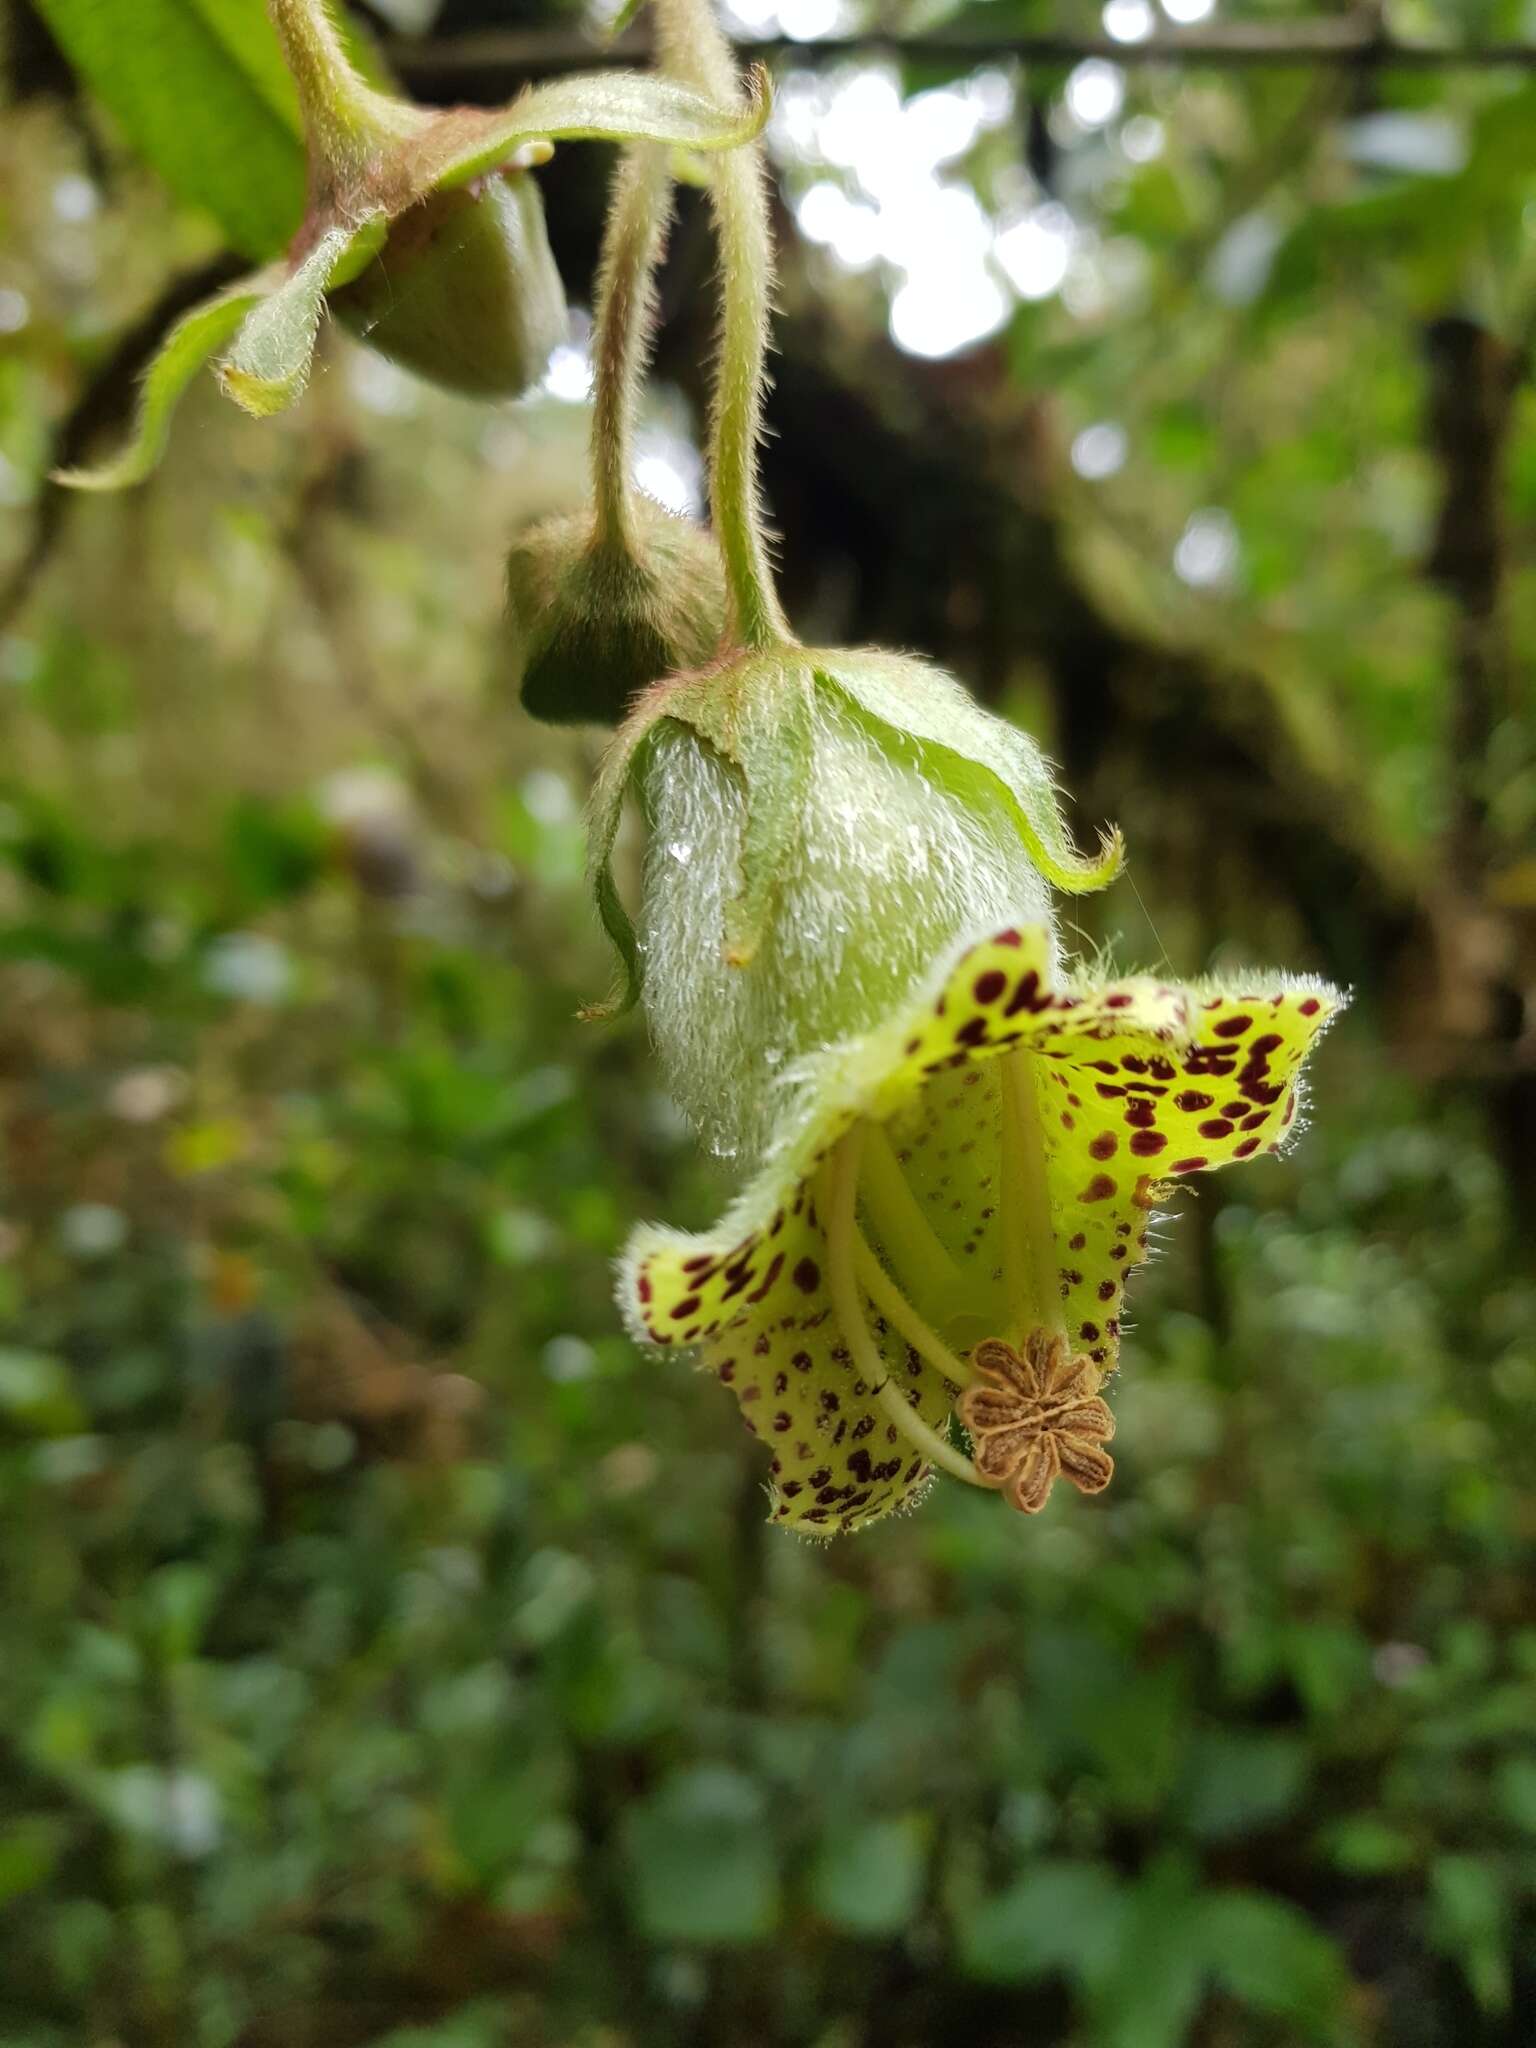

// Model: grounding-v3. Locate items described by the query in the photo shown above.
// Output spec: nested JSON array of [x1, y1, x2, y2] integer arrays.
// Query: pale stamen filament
[[1000, 1053, 1067, 1343], [857, 1122, 966, 1317], [853, 1232, 975, 1392], [823, 1127, 998, 1491]]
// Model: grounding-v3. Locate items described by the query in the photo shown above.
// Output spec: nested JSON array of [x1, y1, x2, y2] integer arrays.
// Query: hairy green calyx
[[508, 501, 728, 726], [587, 647, 1122, 1161]]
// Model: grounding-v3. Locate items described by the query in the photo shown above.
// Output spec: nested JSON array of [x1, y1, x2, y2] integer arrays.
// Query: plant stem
[[591, 148, 674, 553], [268, 0, 399, 165], [654, 0, 791, 650]]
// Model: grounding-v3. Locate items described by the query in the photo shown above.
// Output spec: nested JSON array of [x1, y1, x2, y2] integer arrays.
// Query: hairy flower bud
[[331, 173, 566, 398], [588, 647, 1123, 1160], [507, 498, 728, 725], [55, 1, 770, 490]]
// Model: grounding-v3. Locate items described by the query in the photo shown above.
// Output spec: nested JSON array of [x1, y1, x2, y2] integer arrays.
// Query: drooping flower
[[576, 0, 1344, 1538], [618, 925, 1342, 1535], [57, 0, 766, 490]]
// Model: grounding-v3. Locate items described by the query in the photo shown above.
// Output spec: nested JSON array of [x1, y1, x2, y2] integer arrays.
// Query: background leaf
[[31, 0, 307, 257]]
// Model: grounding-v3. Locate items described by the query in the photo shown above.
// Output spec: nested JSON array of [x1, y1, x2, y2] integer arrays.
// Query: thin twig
[[390, 22, 1536, 91]]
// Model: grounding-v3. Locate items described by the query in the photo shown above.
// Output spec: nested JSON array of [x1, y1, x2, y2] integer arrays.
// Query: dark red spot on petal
[[973, 969, 1007, 1004], [670, 1295, 701, 1320], [1089, 1132, 1118, 1160], [1081, 1175, 1117, 1202], [1213, 1015, 1252, 1037], [1198, 1118, 1234, 1139], [1170, 1157, 1207, 1173], [1235, 1137, 1260, 1158], [1298, 997, 1321, 1016], [1129, 1130, 1167, 1156], [745, 1253, 785, 1304], [1174, 1090, 1213, 1112], [793, 1257, 820, 1293], [1004, 970, 1043, 1016]]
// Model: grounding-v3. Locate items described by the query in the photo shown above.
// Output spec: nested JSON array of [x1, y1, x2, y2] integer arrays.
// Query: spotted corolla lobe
[[620, 925, 1342, 1536]]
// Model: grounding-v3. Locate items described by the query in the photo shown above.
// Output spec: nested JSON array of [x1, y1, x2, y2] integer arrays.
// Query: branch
[[389, 22, 1536, 93]]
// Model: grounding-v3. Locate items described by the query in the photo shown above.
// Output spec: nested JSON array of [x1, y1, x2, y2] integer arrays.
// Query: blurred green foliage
[[2, 1, 1535, 2044]]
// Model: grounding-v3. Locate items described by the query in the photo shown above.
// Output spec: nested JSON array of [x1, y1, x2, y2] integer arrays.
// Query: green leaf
[[1088, 1856, 1208, 2048], [1428, 1855, 1511, 2013], [397, 68, 772, 200], [959, 1859, 1126, 1985], [1319, 1815, 1419, 1877], [0, 1818, 69, 1907], [1175, 1729, 1309, 1841], [1494, 1754, 1536, 1835], [218, 225, 371, 417], [0, 1350, 87, 1436], [1199, 1889, 1349, 2038], [810, 1816, 929, 1937], [54, 269, 277, 491], [30, 0, 306, 258], [621, 1766, 780, 1945]]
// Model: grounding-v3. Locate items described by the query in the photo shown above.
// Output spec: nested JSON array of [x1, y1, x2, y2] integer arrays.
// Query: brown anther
[[957, 1329, 1115, 1515]]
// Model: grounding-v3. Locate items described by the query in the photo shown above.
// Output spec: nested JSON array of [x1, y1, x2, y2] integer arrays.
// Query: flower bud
[[507, 497, 729, 726], [331, 172, 567, 399], [588, 646, 1123, 1161]]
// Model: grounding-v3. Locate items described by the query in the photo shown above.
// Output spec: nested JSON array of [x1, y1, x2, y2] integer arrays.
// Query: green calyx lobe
[[585, 647, 1122, 1020], [508, 500, 729, 727]]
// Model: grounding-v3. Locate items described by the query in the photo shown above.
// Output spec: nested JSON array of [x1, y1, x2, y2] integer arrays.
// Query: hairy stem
[[654, 0, 790, 650], [268, 0, 402, 164], [591, 148, 675, 552]]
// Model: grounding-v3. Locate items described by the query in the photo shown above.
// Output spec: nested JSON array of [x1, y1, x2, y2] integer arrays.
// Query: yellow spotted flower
[[619, 927, 1342, 1535]]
